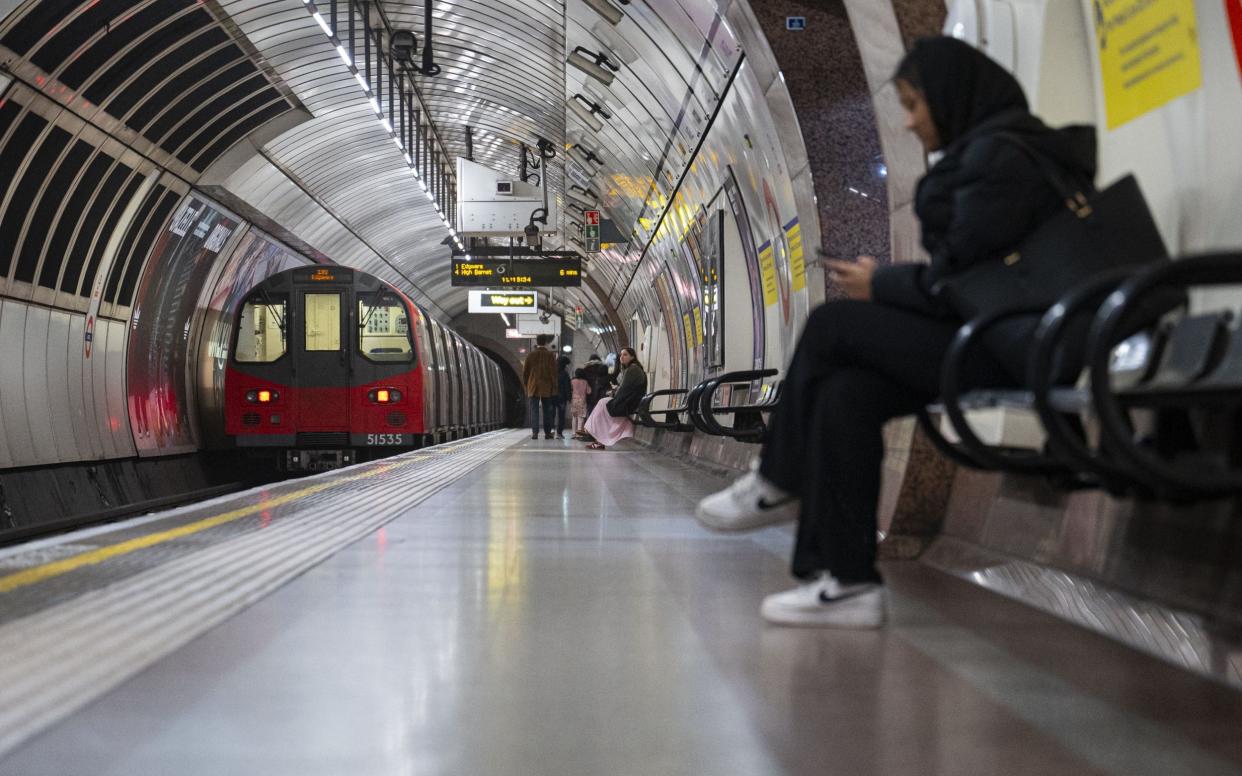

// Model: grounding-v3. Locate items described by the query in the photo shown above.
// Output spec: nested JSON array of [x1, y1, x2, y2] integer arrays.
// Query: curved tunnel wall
[[0, 0, 829, 475]]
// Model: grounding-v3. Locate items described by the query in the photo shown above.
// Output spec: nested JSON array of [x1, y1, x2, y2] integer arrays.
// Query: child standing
[[570, 368, 592, 437]]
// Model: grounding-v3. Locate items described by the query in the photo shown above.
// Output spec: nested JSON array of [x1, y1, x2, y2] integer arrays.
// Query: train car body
[[224, 266, 501, 469]]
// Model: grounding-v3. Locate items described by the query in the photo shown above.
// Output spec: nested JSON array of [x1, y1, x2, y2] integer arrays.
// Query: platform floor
[[2, 429, 1241, 775]]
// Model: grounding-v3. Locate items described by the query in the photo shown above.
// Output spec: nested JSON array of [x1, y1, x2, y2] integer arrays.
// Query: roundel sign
[[84, 314, 95, 358]]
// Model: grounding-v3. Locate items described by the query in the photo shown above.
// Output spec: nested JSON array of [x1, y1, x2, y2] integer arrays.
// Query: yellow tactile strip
[[0, 430, 526, 758]]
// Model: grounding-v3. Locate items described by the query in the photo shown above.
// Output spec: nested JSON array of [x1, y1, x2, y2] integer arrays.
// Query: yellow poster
[[682, 312, 694, 353], [1096, 0, 1202, 129], [693, 306, 704, 345], [758, 242, 778, 306], [785, 220, 806, 292]]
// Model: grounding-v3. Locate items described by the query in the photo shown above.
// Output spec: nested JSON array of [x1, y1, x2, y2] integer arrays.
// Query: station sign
[[584, 209, 601, 254], [468, 289, 538, 314], [451, 257, 582, 287]]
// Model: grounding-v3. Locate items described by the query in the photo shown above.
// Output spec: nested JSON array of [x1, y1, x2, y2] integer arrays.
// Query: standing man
[[523, 334, 558, 439]]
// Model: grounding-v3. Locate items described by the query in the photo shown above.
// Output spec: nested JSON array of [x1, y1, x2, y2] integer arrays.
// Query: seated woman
[[583, 348, 647, 450], [695, 37, 1096, 628]]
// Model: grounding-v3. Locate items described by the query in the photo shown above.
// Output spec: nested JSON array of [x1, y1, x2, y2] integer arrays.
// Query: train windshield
[[358, 292, 415, 363], [235, 294, 287, 363]]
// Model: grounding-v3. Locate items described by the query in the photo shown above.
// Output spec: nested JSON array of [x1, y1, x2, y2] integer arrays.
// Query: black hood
[[953, 108, 1098, 185], [898, 36, 1028, 147]]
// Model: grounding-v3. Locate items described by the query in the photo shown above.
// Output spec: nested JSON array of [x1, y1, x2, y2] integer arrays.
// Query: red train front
[[224, 266, 425, 470]]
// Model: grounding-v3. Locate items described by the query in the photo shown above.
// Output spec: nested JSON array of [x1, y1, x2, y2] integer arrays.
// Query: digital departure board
[[451, 257, 582, 287]]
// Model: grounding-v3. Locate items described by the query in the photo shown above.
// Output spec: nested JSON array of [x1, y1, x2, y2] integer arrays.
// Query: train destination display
[[451, 257, 582, 287]]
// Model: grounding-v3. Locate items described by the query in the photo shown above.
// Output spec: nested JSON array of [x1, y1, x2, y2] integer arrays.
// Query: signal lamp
[[246, 389, 280, 403], [568, 47, 620, 86], [369, 388, 403, 404]]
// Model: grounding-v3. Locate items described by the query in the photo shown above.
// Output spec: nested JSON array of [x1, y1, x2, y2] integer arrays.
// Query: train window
[[358, 292, 415, 363], [235, 295, 287, 363], [304, 292, 341, 351]]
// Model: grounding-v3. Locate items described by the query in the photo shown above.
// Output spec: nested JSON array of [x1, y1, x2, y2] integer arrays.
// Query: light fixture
[[567, 143, 603, 168], [568, 46, 620, 86], [562, 345, 573, 353], [566, 188, 596, 208], [568, 94, 611, 133], [582, 0, 628, 25]]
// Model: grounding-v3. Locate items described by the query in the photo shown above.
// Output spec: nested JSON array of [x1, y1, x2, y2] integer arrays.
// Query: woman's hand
[[825, 256, 877, 301]]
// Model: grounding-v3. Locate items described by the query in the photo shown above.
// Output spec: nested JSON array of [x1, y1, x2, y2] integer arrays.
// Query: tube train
[[225, 265, 503, 470]]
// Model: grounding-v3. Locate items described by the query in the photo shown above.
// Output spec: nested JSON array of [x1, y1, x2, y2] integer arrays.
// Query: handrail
[[1088, 252, 1242, 496]]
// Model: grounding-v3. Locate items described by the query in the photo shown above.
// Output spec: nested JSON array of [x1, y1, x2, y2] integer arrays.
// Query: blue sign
[[786, 16, 806, 31]]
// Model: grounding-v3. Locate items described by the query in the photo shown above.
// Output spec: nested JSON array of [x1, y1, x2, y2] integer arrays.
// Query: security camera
[[390, 30, 418, 63], [524, 222, 540, 240]]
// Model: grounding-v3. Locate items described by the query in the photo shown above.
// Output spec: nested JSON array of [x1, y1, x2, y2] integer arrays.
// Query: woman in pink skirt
[[584, 348, 647, 449]]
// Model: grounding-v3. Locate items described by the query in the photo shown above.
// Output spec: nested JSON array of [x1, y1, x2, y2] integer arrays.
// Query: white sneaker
[[695, 461, 799, 532], [760, 574, 885, 628]]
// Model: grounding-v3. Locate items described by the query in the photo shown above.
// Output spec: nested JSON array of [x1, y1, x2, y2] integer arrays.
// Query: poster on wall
[[1094, 0, 1203, 129], [1228, 0, 1242, 80]]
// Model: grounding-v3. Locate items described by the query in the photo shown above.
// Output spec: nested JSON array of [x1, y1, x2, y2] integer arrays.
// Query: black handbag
[[934, 134, 1170, 319]]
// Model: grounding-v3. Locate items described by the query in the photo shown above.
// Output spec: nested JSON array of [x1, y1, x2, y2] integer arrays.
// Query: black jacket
[[607, 364, 648, 418], [871, 109, 1096, 319]]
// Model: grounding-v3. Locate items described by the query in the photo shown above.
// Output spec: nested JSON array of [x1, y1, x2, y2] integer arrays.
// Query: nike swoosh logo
[[756, 496, 794, 510], [818, 587, 876, 604]]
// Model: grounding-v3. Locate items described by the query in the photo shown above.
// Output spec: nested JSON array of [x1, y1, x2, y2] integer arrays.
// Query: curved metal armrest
[[637, 388, 690, 430], [1029, 268, 1151, 490], [685, 380, 714, 433], [940, 306, 1063, 472], [696, 369, 779, 439], [1088, 252, 1242, 495]]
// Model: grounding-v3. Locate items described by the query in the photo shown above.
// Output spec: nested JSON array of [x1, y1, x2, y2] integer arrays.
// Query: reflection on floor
[[3, 430, 1241, 776]]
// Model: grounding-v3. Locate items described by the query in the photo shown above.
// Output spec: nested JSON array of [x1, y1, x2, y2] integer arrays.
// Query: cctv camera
[[524, 223, 539, 239]]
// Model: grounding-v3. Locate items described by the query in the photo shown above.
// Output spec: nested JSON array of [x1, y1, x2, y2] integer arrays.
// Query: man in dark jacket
[[522, 335, 558, 439]]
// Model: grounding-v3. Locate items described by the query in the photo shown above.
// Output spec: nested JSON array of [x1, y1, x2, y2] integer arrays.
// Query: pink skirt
[[584, 399, 635, 447]]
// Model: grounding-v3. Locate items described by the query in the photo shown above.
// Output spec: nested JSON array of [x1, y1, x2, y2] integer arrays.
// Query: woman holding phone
[[695, 36, 1097, 627]]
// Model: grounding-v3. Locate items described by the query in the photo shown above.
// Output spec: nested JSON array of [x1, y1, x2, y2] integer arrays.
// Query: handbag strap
[[997, 133, 1096, 218]]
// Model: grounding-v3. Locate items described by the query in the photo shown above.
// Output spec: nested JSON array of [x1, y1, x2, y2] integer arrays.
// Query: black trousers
[[758, 300, 1017, 583]]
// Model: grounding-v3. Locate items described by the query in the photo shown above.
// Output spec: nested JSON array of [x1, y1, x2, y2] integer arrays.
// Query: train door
[[415, 306, 438, 436], [468, 349, 481, 431], [450, 335, 466, 434], [431, 321, 452, 434], [296, 285, 350, 431]]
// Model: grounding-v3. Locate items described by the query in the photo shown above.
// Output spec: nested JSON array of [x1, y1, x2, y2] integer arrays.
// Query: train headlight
[[369, 388, 402, 404], [246, 389, 280, 403]]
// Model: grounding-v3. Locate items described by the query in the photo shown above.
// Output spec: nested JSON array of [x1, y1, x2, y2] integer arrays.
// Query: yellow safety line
[[0, 455, 429, 595]]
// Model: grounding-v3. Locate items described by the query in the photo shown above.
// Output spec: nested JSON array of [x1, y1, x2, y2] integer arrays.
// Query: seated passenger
[[696, 37, 1097, 627], [584, 348, 647, 450]]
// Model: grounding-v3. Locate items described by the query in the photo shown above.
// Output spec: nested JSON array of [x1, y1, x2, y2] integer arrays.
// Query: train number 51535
[[366, 433, 405, 445]]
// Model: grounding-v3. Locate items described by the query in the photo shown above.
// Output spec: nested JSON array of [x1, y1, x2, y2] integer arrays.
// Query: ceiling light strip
[[303, 0, 463, 250]]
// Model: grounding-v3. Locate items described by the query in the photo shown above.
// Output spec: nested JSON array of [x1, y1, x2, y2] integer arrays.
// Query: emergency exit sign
[[584, 209, 601, 254]]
